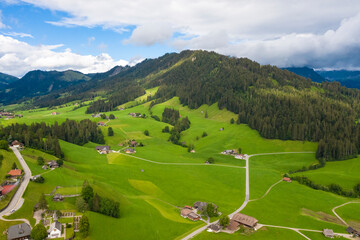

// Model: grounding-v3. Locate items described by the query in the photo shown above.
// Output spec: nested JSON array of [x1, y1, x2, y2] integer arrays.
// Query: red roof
[[283, 177, 291, 182], [8, 169, 21, 176], [1, 184, 16, 195]]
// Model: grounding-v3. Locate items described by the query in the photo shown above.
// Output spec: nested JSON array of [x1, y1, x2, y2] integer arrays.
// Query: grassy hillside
[[1, 91, 359, 240]]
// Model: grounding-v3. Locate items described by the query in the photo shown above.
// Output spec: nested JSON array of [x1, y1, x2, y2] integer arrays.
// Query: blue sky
[[1, 0, 360, 77]]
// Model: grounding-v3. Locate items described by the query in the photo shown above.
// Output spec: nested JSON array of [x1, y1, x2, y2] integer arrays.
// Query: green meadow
[[293, 157, 360, 191], [0, 95, 359, 239]]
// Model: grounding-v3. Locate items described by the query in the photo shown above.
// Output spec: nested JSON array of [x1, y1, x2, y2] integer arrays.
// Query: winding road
[[0, 147, 32, 225]]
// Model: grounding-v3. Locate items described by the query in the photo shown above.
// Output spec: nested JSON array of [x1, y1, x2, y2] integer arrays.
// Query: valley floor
[[0, 97, 359, 240]]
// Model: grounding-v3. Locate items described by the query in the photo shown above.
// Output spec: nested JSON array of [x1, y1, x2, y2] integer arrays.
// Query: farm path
[[118, 152, 246, 169], [259, 224, 353, 240], [249, 179, 283, 202], [332, 201, 360, 226]]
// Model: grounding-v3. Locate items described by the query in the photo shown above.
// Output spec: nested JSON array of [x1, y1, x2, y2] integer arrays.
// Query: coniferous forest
[[0, 119, 105, 157], [7, 50, 360, 161]]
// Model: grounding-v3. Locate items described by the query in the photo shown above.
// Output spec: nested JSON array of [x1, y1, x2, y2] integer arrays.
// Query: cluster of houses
[[180, 202, 218, 222], [221, 149, 248, 160], [129, 112, 142, 118], [321, 226, 360, 238], [0, 111, 22, 120]]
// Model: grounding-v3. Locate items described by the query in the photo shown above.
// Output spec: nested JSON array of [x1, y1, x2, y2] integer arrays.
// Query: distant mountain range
[[0, 70, 92, 104], [284, 67, 360, 89]]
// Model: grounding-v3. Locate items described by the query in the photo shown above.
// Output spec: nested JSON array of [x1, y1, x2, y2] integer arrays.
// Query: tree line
[[161, 108, 191, 145], [86, 86, 145, 113], [0, 119, 105, 158], [79, 180, 120, 218]]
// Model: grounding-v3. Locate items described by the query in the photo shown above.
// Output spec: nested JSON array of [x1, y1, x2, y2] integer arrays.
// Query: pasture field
[[292, 157, 360, 191], [0, 94, 359, 239]]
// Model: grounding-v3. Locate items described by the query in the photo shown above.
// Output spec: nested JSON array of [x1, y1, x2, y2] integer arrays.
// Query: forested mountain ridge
[[0, 69, 91, 104], [7, 50, 360, 161], [284, 67, 326, 83], [0, 72, 19, 89]]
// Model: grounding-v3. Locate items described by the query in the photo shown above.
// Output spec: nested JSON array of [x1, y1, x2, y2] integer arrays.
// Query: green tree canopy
[[79, 215, 90, 237], [31, 224, 48, 240]]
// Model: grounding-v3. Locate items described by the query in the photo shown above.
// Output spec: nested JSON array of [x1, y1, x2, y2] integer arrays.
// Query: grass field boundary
[[118, 152, 246, 169], [332, 201, 360, 226], [249, 179, 283, 202]]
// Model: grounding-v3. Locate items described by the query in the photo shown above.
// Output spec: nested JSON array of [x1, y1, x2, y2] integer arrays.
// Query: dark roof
[[96, 146, 110, 151], [11, 140, 21, 146], [232, 213, 258, 227], [54, 221, 62, 231], [7, 223, 31, 240], [194, 201, 207, 210], [347, 226, 357, 234], [227, 220, 240, 231], [208, 224, 221, 231]]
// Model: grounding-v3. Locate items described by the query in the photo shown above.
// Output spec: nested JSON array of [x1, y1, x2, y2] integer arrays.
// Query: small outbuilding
[[52, 194, 64, 202], [124, 148, 136, 154], [207, 223, 221, 233], [323, 229, 334, 238], [283, 177, 292, 182], [96, 146, 110, 154], [48, 160, 59, 168], [97, 121, 106, 127]]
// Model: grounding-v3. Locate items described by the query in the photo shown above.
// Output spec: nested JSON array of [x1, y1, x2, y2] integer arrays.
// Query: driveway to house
[[0, 146, 32, 225]]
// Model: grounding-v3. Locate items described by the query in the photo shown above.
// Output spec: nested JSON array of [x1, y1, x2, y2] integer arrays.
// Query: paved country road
[[0, 146, 32, 225], [181, 152, 316, 240]]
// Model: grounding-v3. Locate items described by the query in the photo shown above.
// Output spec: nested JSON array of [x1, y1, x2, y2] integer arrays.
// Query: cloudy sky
[[1, 0, 360, 77]]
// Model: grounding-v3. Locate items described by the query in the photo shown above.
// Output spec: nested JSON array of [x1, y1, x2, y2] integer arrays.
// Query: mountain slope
[[8, 50, 360, 161], [317, 70, 360, 89], [284, 67, 326, 83], [0, 70, 90, 104], [0, 72, 19, 89]]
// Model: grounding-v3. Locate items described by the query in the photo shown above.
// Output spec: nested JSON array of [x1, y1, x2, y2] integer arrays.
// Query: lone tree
[[79, 215, 90, 237], [205, 111, 208, 118], [207, 157, 215, 164], [31, 224, 48, 240], [81, 180, 94, 203], [238, 148, 242, 154], [38, 193, 48, 209], [37, 156, 44, 165], [12, 162, 17, 169], [109, 114, 115, 119], [230, 118, 235, 124], [206, 203, 218, 217], [202, 132, 208, 137], [219, 215, 230, 227], [144, 130, 149, 136], [108, 127, 114, 136]]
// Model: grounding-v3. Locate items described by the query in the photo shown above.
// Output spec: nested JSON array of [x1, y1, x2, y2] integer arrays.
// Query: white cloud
[[3, 32, 34, 38], [0, 35, 128, 77], [124, 22, 173, 46], [7, 0, 360, 69]]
